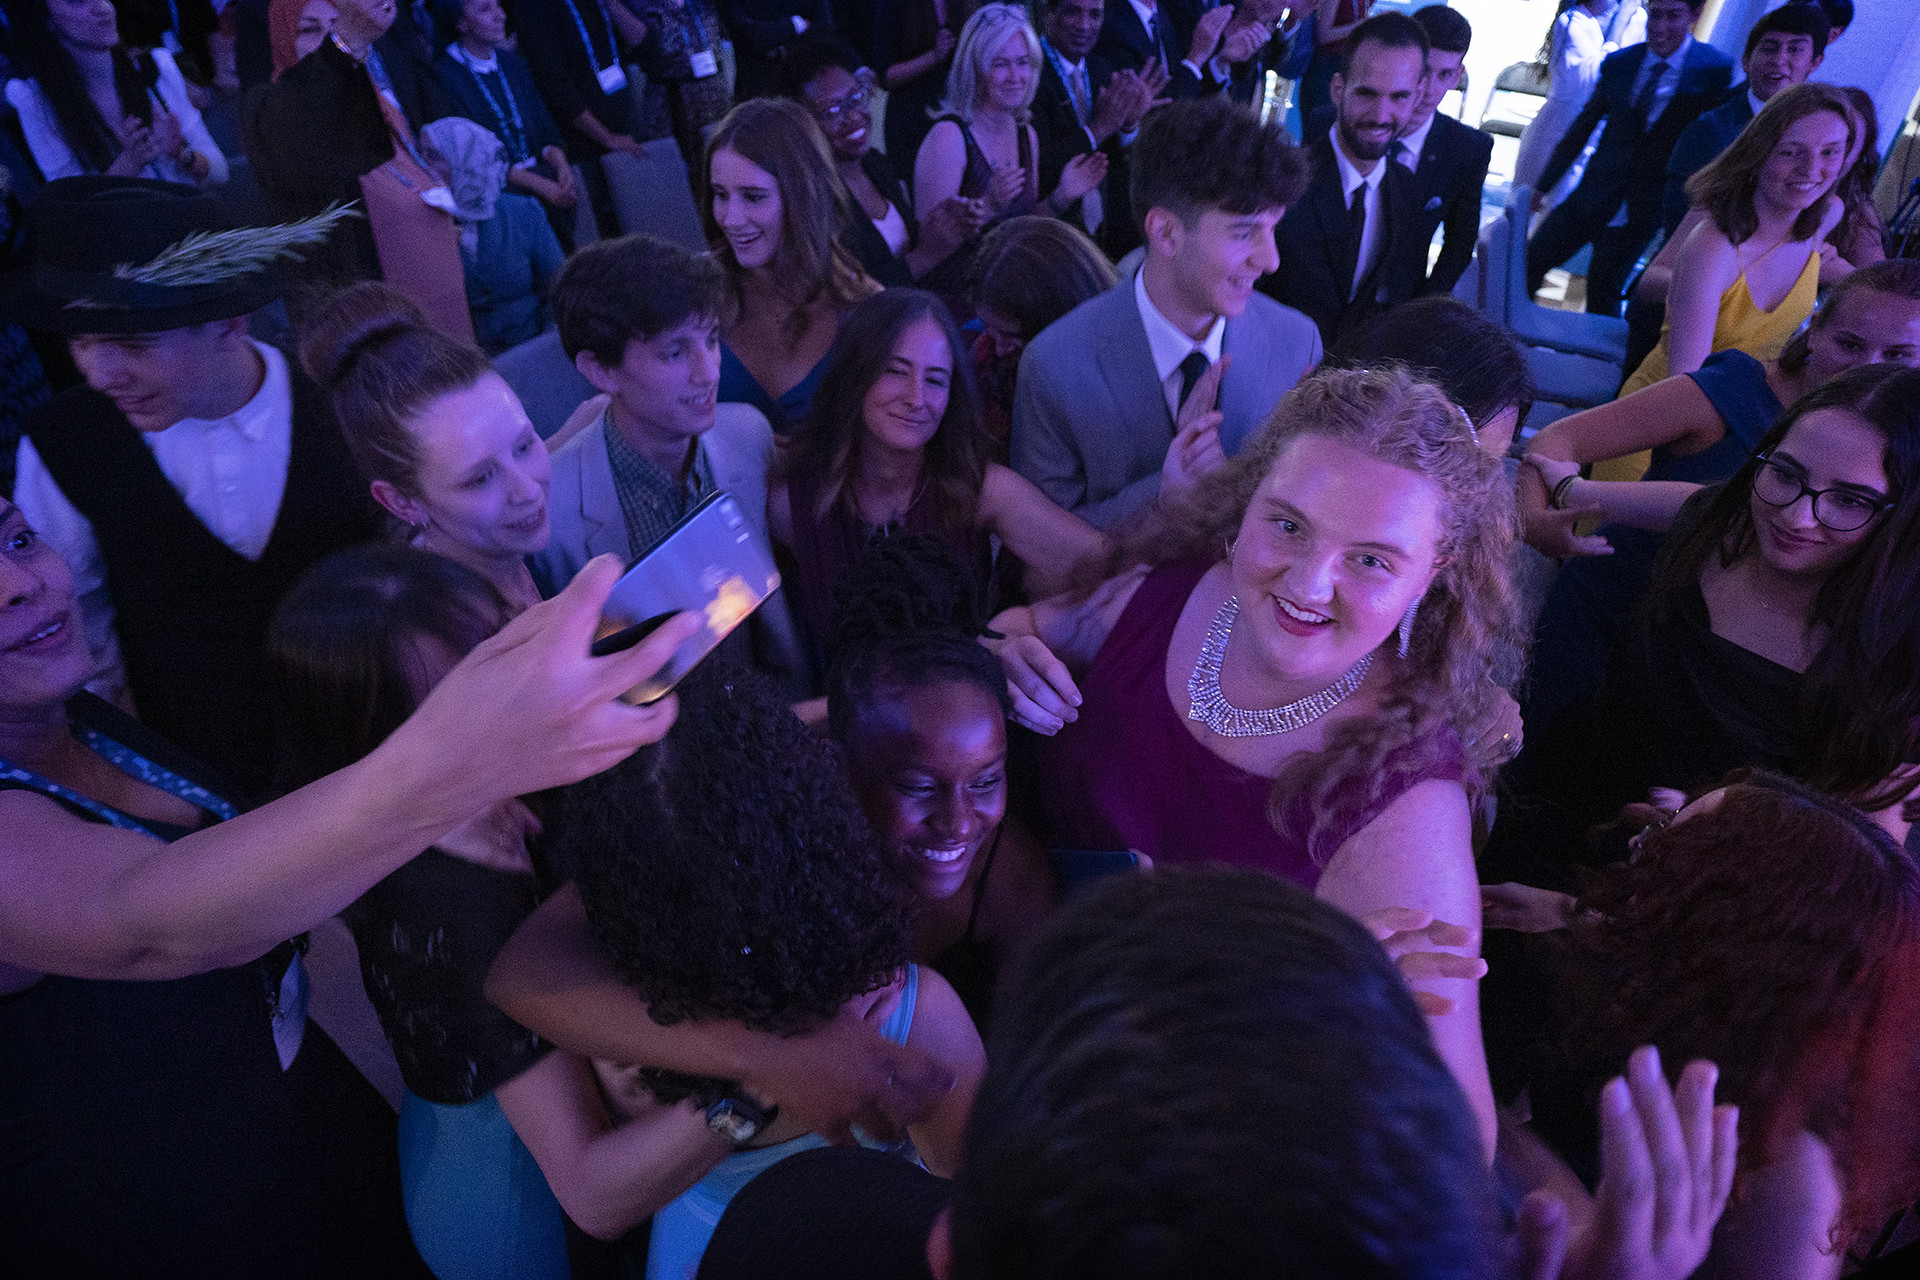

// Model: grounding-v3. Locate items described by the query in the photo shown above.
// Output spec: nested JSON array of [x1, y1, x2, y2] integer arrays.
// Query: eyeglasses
[[813, 85, 871, 122], [1751, 453, 1891, 532]]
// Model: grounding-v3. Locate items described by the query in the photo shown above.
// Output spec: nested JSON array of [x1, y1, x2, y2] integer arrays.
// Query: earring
[[1397, 597, 1421, 659], [1225, 537, 1236, 564]]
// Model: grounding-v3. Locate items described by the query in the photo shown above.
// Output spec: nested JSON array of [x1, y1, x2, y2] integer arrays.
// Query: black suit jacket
[[1033, 50, 1120, 228], [1405, 112, 1492, 296], [1093, 0, 1209, 99], [1537, 40, 1735, 234], [373, 1, 459, 130], [1265, 129, 1424, 349]]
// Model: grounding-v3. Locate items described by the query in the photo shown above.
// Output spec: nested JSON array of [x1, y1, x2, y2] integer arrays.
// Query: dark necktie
[[1177, 351, 1210, 412], [1630, 59, 1670, 127], [1149, 8, 1170, 66], [1345, 183, 1369, 300]]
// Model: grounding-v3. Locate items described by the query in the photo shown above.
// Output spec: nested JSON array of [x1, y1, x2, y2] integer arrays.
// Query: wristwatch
[[704, 1094, 779, 1145]]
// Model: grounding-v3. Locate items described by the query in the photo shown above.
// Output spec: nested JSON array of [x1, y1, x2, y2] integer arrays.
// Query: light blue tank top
[[643, 965, 922, 1280]]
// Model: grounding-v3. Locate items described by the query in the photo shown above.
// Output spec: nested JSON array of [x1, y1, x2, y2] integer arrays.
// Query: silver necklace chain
[[1187, 595, 1373, 738]]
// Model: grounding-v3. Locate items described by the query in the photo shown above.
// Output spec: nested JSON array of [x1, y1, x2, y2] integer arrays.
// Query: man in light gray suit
[[533, 234, 804, 689], [1012, 98, 1322, 529]]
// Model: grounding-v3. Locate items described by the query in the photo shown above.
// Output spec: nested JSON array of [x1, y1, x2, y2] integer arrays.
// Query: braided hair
[[825, 534, 1011, 744]]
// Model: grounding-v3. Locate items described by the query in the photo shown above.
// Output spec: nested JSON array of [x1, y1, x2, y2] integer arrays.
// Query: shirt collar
[[1329, 125, 1387, 202], [1135, 268, 1225, 387], [1747, 86, 1766, 117], [1396, 111, 1436, 167], [450, 42, 500, 73], [161, 340, 287, 443], [1126, 0, 1158, 33], [1651, 34, 1692, 73], [1041, 38, 1085, 74]]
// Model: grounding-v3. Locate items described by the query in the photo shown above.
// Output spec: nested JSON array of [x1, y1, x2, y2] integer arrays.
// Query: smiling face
[[983, 31, 1038, 113], [1044, 0, 1104, 63], [1229, 434, 1445, 686], [295, 0, 338, 59], [1803, 287, 1920, 386], [799, 65, 873, 160], [1745, 31, 1821, 101], [1746, 408, 1889, 580], [861, 316, 954, 456], [68, 320, 252, 434], [1755, 109, 1849, 216], [377, 374, 552, 559], [583, 315, 724, 450], [0, 503, 93, 713], [1644, 0, 1697, 61], [1152, 205, 1285, 326], [847, 680, 1009, 903], [1331, 40, 1425, 164], [710, 146, 784, 272]]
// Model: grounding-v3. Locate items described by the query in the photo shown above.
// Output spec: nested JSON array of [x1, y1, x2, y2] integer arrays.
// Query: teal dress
[[717, 342, 829, 438], [643, 965, 922, 1280]]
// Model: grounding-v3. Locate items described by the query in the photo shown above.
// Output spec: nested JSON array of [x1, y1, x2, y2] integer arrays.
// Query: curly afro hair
[[560, 661, 911, 1034], [825, 533, 1011, 743]]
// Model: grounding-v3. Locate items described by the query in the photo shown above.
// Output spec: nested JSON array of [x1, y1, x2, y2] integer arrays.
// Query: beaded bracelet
[[1549, 474, 1579, 510]]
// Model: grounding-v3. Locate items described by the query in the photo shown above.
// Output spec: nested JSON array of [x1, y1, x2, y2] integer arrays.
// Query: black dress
[[0, 694, 426, 1278]]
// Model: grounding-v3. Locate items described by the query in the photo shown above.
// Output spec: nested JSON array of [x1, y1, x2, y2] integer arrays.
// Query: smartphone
[[1049, 848, 1142, 892], [588, 492, 781, 705]]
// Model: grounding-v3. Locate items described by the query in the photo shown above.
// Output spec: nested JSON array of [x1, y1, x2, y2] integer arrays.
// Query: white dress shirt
[[1330, 126, 1389, 301], [12, 340, 295, 694], [1395, 110, 1436, 171], [1135, 268, 1226, 421]]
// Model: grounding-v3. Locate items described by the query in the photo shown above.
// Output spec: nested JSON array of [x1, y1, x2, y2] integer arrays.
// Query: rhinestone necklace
[[1187, 595, 1373, 738]]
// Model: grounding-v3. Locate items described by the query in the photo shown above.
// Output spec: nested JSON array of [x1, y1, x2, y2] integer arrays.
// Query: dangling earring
[[1397, 597, 1421, 659]]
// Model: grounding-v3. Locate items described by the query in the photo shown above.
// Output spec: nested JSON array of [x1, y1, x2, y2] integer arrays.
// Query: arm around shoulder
[[901, 964, 985, 1178]]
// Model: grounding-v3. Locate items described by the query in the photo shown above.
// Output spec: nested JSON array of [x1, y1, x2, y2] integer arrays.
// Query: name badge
[[596, 63, 629, 94], [690, 49, 720, 79]]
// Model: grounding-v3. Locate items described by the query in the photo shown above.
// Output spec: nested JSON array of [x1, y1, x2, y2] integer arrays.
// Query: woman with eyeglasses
[[783, 36, 985, 288], [1484, 363, 1920, 900]]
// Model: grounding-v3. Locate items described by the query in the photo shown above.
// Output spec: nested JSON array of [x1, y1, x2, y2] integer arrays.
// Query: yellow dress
[[1599, 248, 1821, 481]]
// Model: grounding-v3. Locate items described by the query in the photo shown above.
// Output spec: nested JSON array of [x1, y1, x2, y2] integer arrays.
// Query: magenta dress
[[1038, 560, 1467, 887]]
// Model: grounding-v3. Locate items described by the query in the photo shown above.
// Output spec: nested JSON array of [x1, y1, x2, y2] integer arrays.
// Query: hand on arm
[[483, 884, 957, 1146], [1524, 454, 1699, 539], [1357, 907, 1488, 1016], [984, 569, 1144, 734], [979, 463, 1112, 599]]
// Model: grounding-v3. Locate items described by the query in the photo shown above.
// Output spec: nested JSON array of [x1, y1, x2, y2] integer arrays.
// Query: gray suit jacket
[[1010, 279, 1322, 528], [533, 401, 806, 691]]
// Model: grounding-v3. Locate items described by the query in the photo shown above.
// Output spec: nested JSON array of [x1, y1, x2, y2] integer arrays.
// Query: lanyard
[[0, 723, 236, 838], [682, 0, 711, 49], [453, 47, 528, 158], [561, 0, 619, 72]]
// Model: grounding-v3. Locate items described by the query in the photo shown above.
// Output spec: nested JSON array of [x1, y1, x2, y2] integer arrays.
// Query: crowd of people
[[1, 0, 1917, 1277]]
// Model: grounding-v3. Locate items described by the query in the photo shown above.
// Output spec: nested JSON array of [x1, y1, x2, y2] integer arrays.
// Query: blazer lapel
[[1093, 285, 1174, 435], [580, 424, 631, 563]]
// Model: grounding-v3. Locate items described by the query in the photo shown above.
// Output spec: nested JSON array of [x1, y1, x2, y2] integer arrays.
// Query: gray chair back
[[495, 329, 598, 440]]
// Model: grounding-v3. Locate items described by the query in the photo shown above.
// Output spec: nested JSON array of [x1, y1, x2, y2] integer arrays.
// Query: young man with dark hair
[[6, 177, 381, 797], [1400, 4, 1493, 298], [1265, 12, 1431, 346], [1660, 1, 1828, 236], [1525, 0, 1734, 317], [1010, 96, 1318, 529], [695, 868, 1738, 1280], [535, 233, 803, 686]]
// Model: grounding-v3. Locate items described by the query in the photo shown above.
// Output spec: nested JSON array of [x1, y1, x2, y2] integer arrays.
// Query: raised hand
[[1161, 353, 1231, 495], [1054, 151, 1109, 204], [1187, 4, 1236, 66], [986, 633, 1083, 735]]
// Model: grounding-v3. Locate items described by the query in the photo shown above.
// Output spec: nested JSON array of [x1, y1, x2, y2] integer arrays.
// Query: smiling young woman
[[769, 288, 1105, 682], [990, 364, 1525, 1158]]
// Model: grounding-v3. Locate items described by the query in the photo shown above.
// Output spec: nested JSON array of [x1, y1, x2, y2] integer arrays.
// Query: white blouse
[[6, 48, 227, 185], [1546, 5, 1646, 106]]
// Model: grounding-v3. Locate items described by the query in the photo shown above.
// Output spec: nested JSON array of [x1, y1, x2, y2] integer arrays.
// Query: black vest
[[22, 364, 380, 798]]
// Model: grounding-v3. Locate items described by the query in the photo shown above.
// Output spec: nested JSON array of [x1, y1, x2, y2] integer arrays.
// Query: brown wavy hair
[[1104, 366, 1524, 859], [1686, 83, 1855, 246], [1565, 771, 1920, 1244], [702, 98, 875, 351]]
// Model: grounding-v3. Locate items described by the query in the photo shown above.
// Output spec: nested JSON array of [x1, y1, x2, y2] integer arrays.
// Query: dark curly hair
[[1564, 771, 1920, 1244], [560, 662, 910, 1034], [1129, 98, 1310, 231], [825, 534, 1011, 744]]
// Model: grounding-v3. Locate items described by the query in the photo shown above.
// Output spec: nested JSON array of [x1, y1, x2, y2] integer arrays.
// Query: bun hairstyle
[[299, 282, 493, 498], [825, 534, 1011, 744]]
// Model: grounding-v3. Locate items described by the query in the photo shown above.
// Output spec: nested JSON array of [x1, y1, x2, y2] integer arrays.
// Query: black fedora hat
[[0, 176, 357, 335]]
